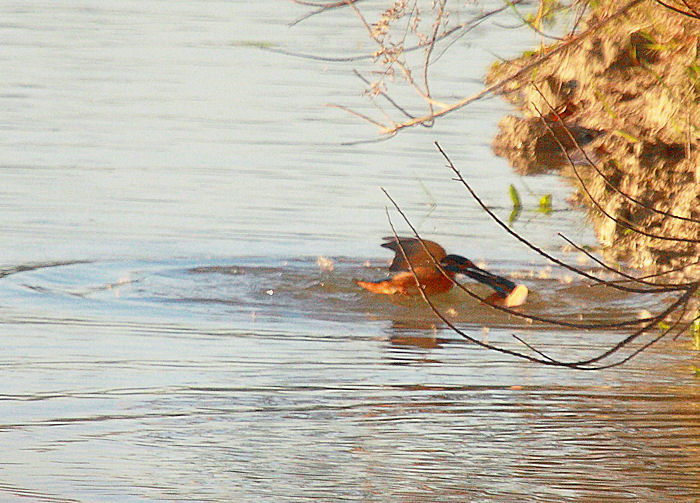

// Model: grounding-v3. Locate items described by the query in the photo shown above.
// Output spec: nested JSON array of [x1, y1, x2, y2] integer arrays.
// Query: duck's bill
[[457, 265, 517, 297]]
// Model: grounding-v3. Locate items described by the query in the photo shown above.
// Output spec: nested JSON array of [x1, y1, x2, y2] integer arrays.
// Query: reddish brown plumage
[[355, 237, 454, 296], [355, 236, 528, 307]]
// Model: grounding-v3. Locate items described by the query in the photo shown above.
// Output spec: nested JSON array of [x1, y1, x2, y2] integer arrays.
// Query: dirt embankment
[[487, 0, 699, 280]]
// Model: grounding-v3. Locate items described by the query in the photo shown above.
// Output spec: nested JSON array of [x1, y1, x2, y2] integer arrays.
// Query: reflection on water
[[1, 1, 699, 502]]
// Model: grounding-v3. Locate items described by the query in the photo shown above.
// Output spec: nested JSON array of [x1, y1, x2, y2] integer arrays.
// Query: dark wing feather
[[380, 236, 447, 271]]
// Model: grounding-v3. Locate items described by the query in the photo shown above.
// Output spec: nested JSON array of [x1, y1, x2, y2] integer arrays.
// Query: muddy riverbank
[[487, 0, 699, 279]]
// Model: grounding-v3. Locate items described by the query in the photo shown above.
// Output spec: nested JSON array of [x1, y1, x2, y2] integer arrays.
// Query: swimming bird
[[355, 236, 528, 307]]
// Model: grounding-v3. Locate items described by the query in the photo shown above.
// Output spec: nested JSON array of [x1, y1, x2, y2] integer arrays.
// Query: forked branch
[[381, 142, 698, 369]]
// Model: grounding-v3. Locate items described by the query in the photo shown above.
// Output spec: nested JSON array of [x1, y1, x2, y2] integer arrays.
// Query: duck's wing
[[380, 236, 447, 271]]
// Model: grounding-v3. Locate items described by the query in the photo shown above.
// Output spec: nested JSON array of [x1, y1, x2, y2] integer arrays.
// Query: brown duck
[[355, 236, 528, 307]]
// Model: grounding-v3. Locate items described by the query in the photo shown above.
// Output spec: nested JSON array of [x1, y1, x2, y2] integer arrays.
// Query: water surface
[[1, 1, 698, 502]]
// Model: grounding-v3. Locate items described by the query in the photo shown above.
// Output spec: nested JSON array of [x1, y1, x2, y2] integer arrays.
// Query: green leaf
[[692, 365, 700, 376], [688, 62, 700, 77], [538, 194, 552, 214], [658, 321, 670, 331], [595, 90, 617, 119], [509, 184, 522, 210], [692, 316, 700, 350], [508, 206, 521, 226], [614, 130, 640, 143]]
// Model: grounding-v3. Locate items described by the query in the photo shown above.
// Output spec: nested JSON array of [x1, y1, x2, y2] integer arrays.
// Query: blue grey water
[[1, 1, 698, 502]]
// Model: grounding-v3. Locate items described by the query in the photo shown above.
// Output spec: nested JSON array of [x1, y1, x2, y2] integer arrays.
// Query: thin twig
[[680, 0, 700, 16], [290, 0, 364, 26], [325, 103, 389, 129], [591, 305, 696, 369], [569, 1, 588, 37], [353, 69, 415, 120], [382, 186, 664, 329], [281, 0, 527, 63], [379, 0, 645, 135], [419, 0, 446, 126], [511, 333, 558, 362], [596, 257, 700, 286], [532, 102, 700, 243], [436, 142, 681, 293], [532, 85, 700, 225], [557, 232, 694, 288], [653, 0, 700, 18]]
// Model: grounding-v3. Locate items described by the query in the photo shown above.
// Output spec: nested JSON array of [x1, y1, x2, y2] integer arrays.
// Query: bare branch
[[380, 0, 646, 135], [532, 102, 700, 244], [353, 69, 415, 120], [531, 85, 700, 226], [653, 0, 700, 18], [381, 186, 667, 329], [435, 142, 684, 293], [290, 0, 365, 26], [325, 103, 390, 129], [557, 232, 696, 289], [595, 257, 700, 287]]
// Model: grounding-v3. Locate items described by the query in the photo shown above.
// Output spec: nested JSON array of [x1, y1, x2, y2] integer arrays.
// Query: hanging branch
[[381, 187, 666, 330], [435, 143, 684, 294], [384, 208, 573, 367], [380, 138, 699, 368], [384, 192, 699, 369]]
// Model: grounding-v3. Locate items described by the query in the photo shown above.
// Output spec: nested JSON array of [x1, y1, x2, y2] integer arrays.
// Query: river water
[[1, 1, 698, 502]]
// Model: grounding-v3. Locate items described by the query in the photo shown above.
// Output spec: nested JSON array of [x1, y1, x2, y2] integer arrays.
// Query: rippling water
[[1, 1, 699, 502]]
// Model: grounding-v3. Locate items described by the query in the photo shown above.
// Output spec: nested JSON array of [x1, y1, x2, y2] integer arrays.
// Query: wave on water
[[0, 256, 664, 334]]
